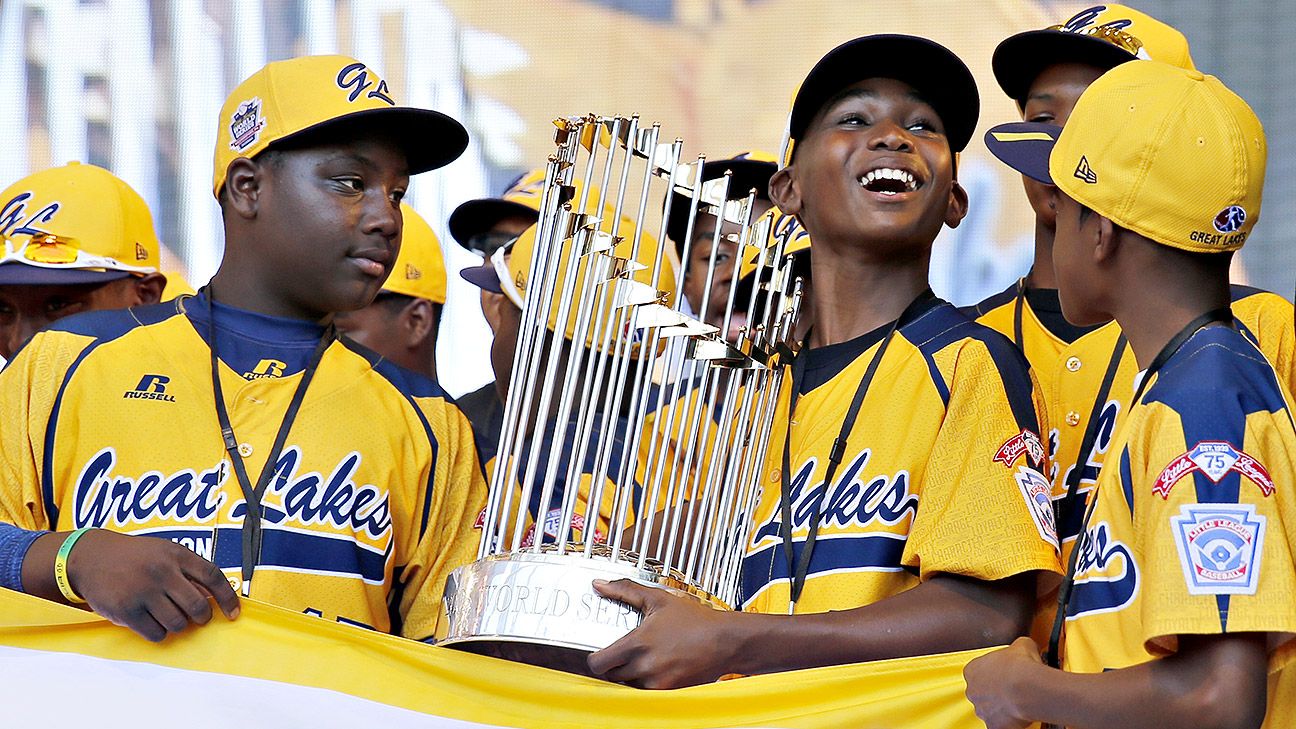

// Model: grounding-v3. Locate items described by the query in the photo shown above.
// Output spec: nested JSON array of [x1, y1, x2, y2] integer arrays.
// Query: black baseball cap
[[447, 167, 545, 253], [785, 34, 980, 161], [665, 153, 778, 250]]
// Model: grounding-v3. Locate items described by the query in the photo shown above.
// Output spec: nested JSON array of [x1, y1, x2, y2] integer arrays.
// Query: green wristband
[[54, 527, 94, 604]]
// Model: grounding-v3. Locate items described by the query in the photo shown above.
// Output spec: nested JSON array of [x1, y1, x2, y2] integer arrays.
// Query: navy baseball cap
[[447, 167, 545, 253], [785, 35, 980, 162], [0, 262, 131, 286], [983, 122, 1062, 185], [993, 5, 1196, 106], [666, 152, 778, 250]]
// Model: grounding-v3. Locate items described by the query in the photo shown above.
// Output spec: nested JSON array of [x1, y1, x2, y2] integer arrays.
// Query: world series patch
[[1171, 504, 1266, 595], [229, 97, 265, 151]]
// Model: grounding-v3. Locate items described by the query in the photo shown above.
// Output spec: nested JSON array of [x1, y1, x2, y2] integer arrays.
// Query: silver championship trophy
[[441, 114, 803, 675]]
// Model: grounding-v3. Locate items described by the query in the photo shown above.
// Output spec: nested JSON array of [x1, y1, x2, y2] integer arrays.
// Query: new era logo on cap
[[1074, 156, 1098, 184]]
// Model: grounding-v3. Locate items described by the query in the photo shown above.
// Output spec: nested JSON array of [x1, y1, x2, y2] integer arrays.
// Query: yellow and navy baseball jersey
[[740, 298, 1062, 614], [1048, 286, 1295, 556], [0, 295, 486, 640], [971, 284, 1295, 552], [966, 282, 1100, 390], [1062, 325, 1296, 686]]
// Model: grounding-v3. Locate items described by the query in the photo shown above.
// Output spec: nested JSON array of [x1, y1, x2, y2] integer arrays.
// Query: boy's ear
[[131, 272, 168, 305], [1094, 215, 1119, 264], [224, 157, 265, 220], [768, 167, 802, 216], [401, 298, 436, 347], [943, 180, 970, 229]]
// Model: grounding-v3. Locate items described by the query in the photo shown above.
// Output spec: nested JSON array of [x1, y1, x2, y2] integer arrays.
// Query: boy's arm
[[1, 332, 238, 639], [964, 634, 1267, 729], [588, 570, 1035, 689], [20, 529, 241, 640]]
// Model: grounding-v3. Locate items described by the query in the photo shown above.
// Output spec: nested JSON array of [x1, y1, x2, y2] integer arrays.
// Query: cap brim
[[459, 261, 503, 293], [983, 122, 1060, 185], [269, 107, 469, 175], [789, 35, 980, 153], [448, 198, 539, 250], [666, 158, 778, 247], [0, 263, 133, 286], [993, 30, 1137, 104]]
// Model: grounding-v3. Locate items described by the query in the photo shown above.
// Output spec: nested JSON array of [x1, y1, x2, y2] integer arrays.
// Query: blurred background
[[1, 0, 1289, 396]]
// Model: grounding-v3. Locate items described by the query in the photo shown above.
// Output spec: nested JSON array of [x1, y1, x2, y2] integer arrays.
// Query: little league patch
[[1172, 504, 1266, 595]]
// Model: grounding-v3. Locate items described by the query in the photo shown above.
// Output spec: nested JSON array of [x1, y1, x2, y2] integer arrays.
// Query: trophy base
[[440, 549, 726, 677], [450, 638, 600, 678]]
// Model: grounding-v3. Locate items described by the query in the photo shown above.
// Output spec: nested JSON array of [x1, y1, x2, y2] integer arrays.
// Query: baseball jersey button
[[1065, 411, 1081, 426], [238, 442, 254, 457], [1065, 356, 1082, 372]]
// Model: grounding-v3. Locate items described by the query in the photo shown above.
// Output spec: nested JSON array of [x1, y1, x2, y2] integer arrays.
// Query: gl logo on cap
[[337, 63, 395, 106], [1213, 205, 1247, 233]]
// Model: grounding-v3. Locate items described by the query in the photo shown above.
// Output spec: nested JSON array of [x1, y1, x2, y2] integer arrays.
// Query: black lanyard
[[779, 289, 934, 612], [1044, 306, 1232, 668], [1012, 277, 1027, 350], [205, 290, 335, 595]]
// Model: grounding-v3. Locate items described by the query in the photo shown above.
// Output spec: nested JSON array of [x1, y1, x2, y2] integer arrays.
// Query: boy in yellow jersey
[[333, 203, 447, 380], [0, 162, 169, 360], [0, 55, 486, 643], [973, 4, 1296, 562], [584, 35, 1062, 689], [964, 60, 1294, 728]]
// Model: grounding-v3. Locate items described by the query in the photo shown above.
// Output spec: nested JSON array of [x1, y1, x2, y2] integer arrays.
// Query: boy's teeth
[[859, 168, 919, 191]]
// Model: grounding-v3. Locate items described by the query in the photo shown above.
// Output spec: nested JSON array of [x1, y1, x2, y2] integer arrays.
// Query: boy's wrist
[[1009, 657, 1059, 724]]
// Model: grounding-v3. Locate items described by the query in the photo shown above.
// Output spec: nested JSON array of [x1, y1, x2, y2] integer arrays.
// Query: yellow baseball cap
[[212, 55, 468, 196], [738, 206, 811, 282], [0, 162, 161, 286], [461, 215, 678, 352], [161, 271, 195, 301], [986, 62, 1264, 254], [994, 4, 1195, 105], [381, 203, 447, 304], [447, 167, 546, 252]]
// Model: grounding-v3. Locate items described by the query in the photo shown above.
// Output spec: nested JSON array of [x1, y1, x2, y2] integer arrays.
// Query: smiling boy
[[584, 35, 1061, 689], [0, 55, 486, 643]]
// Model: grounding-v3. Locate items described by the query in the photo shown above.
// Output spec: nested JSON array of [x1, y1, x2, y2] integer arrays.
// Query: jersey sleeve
[[395, 397, 489, 641], [1235, 292, 1296, 400], [903, 338, 1063, 581], [1128, 395, 1296, 660], [0, 331, 88, 531]]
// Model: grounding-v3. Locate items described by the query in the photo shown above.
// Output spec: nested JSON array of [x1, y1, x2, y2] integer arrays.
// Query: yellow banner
[[0, 588, 989, 728]]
